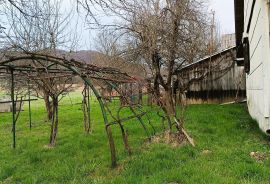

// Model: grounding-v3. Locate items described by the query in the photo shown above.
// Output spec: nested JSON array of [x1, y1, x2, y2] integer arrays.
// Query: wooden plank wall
[[177, 48, 246, 104]]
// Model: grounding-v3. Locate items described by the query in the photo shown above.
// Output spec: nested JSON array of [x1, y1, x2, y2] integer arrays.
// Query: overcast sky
[[70, 0, 236, 50], [209, 0, 235, 34], [0, 0, 236, 51]]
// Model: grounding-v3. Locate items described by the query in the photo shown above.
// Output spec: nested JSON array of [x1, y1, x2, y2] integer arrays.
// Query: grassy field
[[0, 92, 270, 184]]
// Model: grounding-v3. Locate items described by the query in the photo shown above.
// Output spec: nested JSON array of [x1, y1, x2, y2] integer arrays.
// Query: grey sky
[[209, 0, 235, 34], [60, 0, 237, 50], [0, 0, 236, 50]]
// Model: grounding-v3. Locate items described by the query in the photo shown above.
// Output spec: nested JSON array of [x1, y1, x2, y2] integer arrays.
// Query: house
[[234, 0, 270, 134]]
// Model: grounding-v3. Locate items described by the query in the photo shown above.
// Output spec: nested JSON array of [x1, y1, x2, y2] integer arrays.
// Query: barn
[[175, 47, 246, 104], [234, 0, 270, 134]]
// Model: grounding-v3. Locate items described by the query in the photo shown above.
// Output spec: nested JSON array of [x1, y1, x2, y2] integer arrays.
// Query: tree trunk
[[119, 124, 131, 155], [44, 90, 53, 121], [106, 126, 117, 168], [49, 96, 58, 147], [82, 98, 90, 133], [176, 92, 187, 132], [82, 86, 91, 134], [153, 75, 161, 105], [138, 83, 143, 105], [147, 80, 152, 106], [164, 88, 175, 116]]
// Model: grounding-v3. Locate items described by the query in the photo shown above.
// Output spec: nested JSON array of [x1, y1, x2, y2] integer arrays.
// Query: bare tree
[[2, 0, 78, 146], [77, 0, 213, 144], [95, 30, 120, 56]]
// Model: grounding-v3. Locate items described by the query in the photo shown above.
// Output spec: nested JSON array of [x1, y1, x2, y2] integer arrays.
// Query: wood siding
[[177, 48, 246, 104], [244, 0, 270, 133]]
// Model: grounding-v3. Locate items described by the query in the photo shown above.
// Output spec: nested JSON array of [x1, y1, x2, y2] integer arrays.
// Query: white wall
[[245, 0, 270, 133]]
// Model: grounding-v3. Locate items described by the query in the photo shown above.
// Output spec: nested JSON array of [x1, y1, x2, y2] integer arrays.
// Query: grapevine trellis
[[0, 51, 158, 167]]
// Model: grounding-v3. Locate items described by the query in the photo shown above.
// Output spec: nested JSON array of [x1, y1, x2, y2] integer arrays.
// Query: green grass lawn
[[0, 92, 270, 184]]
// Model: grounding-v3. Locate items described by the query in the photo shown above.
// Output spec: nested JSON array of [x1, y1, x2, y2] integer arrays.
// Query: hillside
[[68, 50, 146, 79]]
